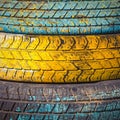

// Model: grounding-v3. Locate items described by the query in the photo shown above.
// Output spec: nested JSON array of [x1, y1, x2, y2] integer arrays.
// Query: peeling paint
[[16, 107, 21, 112], [29, 96, 36, 101]]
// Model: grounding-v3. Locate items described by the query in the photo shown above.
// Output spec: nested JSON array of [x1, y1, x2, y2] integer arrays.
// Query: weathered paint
[[0, 33, 120, 83], [0, 1, 119, 34], [10, 110, 120, 120], [14, 100, 120, 114], [16, 107, 21, 112], [0, 23, 119, 35], [29, 96, 36, 101]]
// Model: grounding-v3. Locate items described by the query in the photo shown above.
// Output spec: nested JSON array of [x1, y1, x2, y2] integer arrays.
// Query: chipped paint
[[16, 107, 21, 112], [29, 96, 36, 101]]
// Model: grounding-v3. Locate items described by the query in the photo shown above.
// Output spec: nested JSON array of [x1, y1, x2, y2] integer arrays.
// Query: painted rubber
[[0, 33, 120, 83], [0, 0, 120, 35], [0, 79, 120, 120]]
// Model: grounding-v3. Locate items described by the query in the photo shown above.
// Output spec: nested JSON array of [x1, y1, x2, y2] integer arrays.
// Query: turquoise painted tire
[[0, 0, 120, 35], [0, 80, 120, 120]]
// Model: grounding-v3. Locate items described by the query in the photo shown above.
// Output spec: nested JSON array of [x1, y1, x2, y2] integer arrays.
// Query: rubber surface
[[0, 79, 120, 120], [0, 0, 120, 35], [0, 33, 120, 83]]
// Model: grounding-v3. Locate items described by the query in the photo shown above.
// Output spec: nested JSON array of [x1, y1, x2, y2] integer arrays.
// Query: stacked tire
[[0, 0, 120, 120]]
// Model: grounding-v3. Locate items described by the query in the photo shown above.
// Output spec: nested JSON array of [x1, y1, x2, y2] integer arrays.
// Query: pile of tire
[[0, 0, 120, 120]]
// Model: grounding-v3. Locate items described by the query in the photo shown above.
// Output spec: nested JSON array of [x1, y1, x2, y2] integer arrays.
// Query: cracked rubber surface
[[0, 0, 120, 35], [0, 80, 120, 120], [0, 33, 120, 83]]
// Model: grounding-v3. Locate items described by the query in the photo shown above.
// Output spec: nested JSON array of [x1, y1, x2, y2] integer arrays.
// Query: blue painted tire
[[0, 0, 120, 35], [0, 80, 120, 120]]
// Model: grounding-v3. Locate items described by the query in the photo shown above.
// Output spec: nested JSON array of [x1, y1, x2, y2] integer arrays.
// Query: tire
[[0, 79, 120, 120], [0, 33, 120, 83], [0, 0, 120, 35]]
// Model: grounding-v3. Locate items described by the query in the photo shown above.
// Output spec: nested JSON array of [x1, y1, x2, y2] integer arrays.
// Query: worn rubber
[[0, 80, 120, 120], [0, 0, 120, 35], [0, 33, 120, 83]]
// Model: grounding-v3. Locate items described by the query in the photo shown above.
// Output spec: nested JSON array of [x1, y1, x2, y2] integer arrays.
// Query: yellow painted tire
[[0, 33, 120, 83]]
